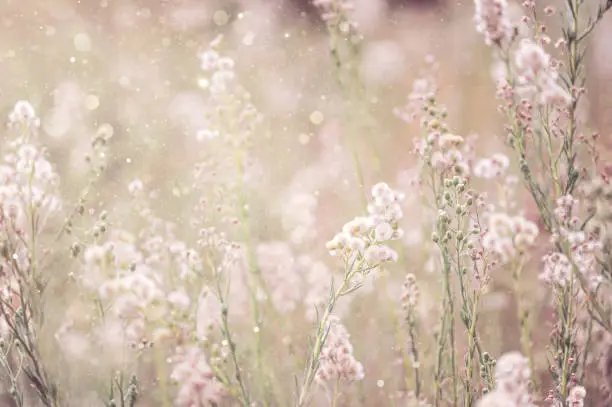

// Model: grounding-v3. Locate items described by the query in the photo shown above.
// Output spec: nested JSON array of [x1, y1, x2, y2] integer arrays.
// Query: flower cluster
[[540, 252, 572, 287], [515, 40, 571, 106], [8, 100, 40, 128], [482, 213, 539, 263], [98, 271, 165, 343], [566, 386, 587, 407], [394, 58, 438, 124], [170, 347, 225, 407], [197, 36, 262, 147], [401, 273, 420, 310], [476, 352, 536, 407], [541, 195, 603, 289], [326, 183, 404, 266], [473, 154, 510, 179], [315, 316, 364, 382], [0, 102, 61, 233], [474, 0, 514, 46]]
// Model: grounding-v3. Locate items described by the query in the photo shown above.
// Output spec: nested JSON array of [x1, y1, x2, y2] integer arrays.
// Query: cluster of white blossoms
[[8, 100, 41, 128], [474, 0, 514, 46], [197, 36, 262, 147], [170, 347, 225, 407], [326, 183, 404, 266], [199, 46, 236, 97], [482, 213, 539, 263], [566, 386, 587, 407], [428, 133, 471, 176], [476, 352, 536, 407], [0, 101, 61, 232], [394, 61, 438, 124], [540, 251, 572, 287], [541, 195, 603, 289], [515, 40, 572, 106], [81, 230, 167, 343], [98, 271, 165, 342], [315, 316, 364, 382], [473, 154, 510, 179]]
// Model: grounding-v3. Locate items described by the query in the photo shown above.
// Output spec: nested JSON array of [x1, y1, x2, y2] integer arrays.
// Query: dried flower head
[[316, 316, 364, 382]]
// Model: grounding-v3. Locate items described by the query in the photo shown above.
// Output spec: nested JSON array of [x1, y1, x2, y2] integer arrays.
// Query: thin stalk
[[381, 272, 412, 393], [433, 263, 449, 407], [512, 259, 537, 391], [463, 294, 480, 407], [233, 149, 270, 405], [442, 249, 458, 407], [559, 277, 575, 400], [297, 259, 364, 407], [406, 311, 421, 398], [206, 253, 252, 406], [331, 378, 340, 407]]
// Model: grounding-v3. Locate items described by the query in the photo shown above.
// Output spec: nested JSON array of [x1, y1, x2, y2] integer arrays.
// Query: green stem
[[297, 259, 363, 407]]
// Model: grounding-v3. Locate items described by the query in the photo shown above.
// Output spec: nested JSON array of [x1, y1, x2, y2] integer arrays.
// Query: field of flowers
[[0, 0, 612, 406]]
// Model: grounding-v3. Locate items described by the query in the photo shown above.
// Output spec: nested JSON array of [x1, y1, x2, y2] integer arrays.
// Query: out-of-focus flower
[[566, 386, 586, 407], [171, 347, 225, 407], [476, 351, 536, 407], [515, 40, 571, 106], [474, 0, 514, 46], [482, 213, 538, 263], [8, 100, 40, 128], [473, 154, 510, 179], [401, 273, 420, 310]]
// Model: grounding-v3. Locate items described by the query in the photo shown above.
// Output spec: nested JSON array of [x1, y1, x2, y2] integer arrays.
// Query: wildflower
[[515, 40, 571, 106], [540, 252, 572, 287], [8, 100, 40, 128], [171, 347, 225, 407], [438, 133, 465, 150], [476, 391, 517, 407], [364, 244, 398, 264], [375, 222, 394, 241], [566, 386, 586, 407], [316, 316, 364, 382], [474, 0, 514, 46], [476, 352, 536, 407], [401, 274, 420, 309], [199, 50, 219, 71], [128, 179, 144, 196], [196, 129, 219, 141], [473, 154, 510, 179], [495, 352, 531, 395], [168, 289, 191, 310], [327, 182, 403, 267], [482, 213, 538, 263]]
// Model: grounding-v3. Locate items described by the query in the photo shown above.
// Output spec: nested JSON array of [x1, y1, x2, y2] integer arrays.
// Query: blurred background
[[1, 0, 612, 405]]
